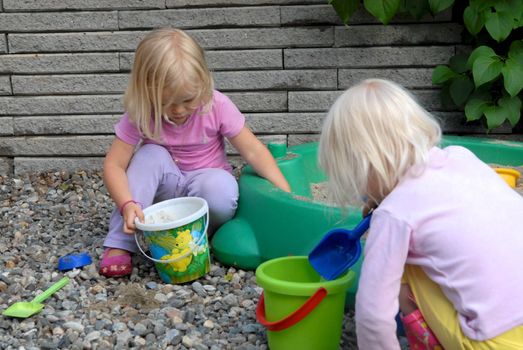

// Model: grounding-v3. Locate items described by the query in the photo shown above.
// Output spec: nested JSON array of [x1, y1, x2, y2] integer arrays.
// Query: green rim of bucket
[[256, 256, 354, 297], [135, 197, 208, 231]]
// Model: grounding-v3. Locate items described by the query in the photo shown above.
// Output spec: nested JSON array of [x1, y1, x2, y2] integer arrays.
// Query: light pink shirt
[[115, 90, 245, 172], [356, 146, 523, 349]]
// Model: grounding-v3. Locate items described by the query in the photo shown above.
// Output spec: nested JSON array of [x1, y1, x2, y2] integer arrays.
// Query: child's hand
[[122, 203, 145, 234]]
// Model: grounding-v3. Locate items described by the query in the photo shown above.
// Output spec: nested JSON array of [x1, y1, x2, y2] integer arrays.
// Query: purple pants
[[103, 144, 239, 253]]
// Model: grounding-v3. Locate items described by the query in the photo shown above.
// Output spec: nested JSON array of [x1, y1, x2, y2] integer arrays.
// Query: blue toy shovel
[[308, 214, 372, 280]]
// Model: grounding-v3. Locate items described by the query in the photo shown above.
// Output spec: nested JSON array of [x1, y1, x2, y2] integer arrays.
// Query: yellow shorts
[[403, 265, 523, 350]]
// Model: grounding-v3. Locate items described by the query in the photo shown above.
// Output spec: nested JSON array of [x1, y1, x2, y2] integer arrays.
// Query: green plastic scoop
[[2, 277, 69, 318]]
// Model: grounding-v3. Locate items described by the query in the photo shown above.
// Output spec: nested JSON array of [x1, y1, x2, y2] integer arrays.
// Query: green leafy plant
[[329, 0, 523, 131]]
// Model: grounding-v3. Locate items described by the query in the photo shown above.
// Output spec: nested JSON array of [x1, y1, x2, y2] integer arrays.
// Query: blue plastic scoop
[[308, 214, 372, 280]]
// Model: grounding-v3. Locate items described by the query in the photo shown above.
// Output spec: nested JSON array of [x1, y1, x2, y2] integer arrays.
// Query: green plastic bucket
[[256, 256, 355, 350], [134, 197, 211, 284]]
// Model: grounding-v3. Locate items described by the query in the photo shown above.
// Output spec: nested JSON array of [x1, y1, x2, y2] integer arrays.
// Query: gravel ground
[[0, 170, 374, 350]]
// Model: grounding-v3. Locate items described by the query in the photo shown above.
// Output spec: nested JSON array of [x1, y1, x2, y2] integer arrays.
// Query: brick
[[335, 23, 463, 47], [12, 74, 129, 95], [0, 34, 6, 53], [0, 157, 13, 176], [0, 11, 117, 32], [119, 7, 279, 29], [215, 69, 337, 91], [284, 46, 455, 68], [120, 49, 282, 71], [288, 91, 340, 112], [14, 157, 103, 175], [226, 92, 287, 112], [281, 5, 451, 26], [288, 90, 451, 112], [9, 32, 147, 54], [3, 0, 165, 11], [190, 27, 333, 50], [13, 115, 119, 135], [0, 117, 13, 135], [338, 68, 434, 89], [0, 95, 123, 116], [207, 49, 283, 71], [0, 135, 112, 156], [9, 27, 332, 53], [288, 134, 319, 146], [119, 53, 133, 71], [0, 93, 285, 116], [281, 5, 340, 25], [166, 0, 324, 7], [0, 75, 11, 95], [245, 113, 324, 133], [0, 53, 120, 74]]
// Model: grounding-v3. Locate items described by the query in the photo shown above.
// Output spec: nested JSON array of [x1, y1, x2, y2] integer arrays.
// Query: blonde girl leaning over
[[319, 79, 523, 349], [100, 28, 290, 277]]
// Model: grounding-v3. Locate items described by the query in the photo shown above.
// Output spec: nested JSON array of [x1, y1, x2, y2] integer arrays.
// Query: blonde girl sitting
[[319, 78, 523, 349], [100, 28, 290, 277]]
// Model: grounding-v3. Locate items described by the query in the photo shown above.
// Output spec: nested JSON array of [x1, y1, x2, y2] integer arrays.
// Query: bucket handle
[[134, 211, 209, 264], [256, 287, 327, 332]]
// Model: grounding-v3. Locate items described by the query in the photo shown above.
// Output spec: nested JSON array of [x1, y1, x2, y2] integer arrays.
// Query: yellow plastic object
[[494, 168, 521, 188]]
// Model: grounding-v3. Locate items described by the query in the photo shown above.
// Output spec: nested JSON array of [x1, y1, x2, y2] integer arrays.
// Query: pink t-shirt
[[115, 90, 245, 172], [355, 146, 523, 349]]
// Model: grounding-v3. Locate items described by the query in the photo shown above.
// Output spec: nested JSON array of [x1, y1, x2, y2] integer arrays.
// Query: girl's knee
[[128, 144, 175, 173], [189, 169, 239, 227], [194, 169, 238, 200], [132, 144, 172, 164]]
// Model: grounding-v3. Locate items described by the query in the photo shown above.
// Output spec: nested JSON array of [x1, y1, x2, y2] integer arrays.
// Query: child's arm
[[229, 127, 291, 193], [103, 137, 145, 233]]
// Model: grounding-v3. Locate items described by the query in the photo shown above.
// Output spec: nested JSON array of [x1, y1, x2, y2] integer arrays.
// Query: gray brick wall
[[0, 1, 490, 175]]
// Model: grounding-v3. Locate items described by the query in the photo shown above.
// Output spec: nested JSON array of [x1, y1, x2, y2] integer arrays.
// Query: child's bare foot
[[99, 248, 132, 277]]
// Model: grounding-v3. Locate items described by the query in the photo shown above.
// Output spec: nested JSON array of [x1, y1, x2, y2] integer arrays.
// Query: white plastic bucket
[[134, 197, 210, 284]]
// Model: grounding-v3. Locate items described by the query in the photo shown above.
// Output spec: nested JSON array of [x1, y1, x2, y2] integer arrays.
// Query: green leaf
[[499, 95, 522, 127], [469, 0, 495, 12], [428, 0, 454, 14], [466, 46, 496, 69], [484, 10, 514, 42], [329, 0, 361, 24], [472, 54, 503, 87], [463, 5, 485, 35], [364, 0, 401, 25], [439, 85, 456, 108], [465, 97, 491, 121], [449, 53, 470, 74], [449, 76, 474, 106], [484, 105, 507, 130], [502, 58, 523, 96], [495, 0, 523, 20], [508, 40, 523, 64], [432, 65, 459, 84], [405, 0, 430, 19]]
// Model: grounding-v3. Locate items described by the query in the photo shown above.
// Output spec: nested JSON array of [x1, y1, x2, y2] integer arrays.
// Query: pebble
[[0, 171, 402, 350]]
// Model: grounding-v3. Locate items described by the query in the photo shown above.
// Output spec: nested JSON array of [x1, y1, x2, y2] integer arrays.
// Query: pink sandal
[[99, 249, 132, 277], [401, 309, 442, 350]]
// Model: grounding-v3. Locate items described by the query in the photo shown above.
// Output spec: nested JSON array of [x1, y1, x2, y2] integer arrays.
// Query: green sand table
[[212, 135, 523, 306]]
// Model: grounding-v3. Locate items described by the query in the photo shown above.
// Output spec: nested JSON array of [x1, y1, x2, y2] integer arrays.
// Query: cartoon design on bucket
[[135, 197, 211, 284], [159, 229, 194, 272]]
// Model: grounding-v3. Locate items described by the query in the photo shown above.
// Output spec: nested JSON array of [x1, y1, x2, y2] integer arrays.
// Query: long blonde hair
[[319, 79, 442, 208], [124, 28, 214, 140]]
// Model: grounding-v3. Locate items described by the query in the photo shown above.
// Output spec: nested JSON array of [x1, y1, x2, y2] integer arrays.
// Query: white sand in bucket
[[145, 209, 177, 224]]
